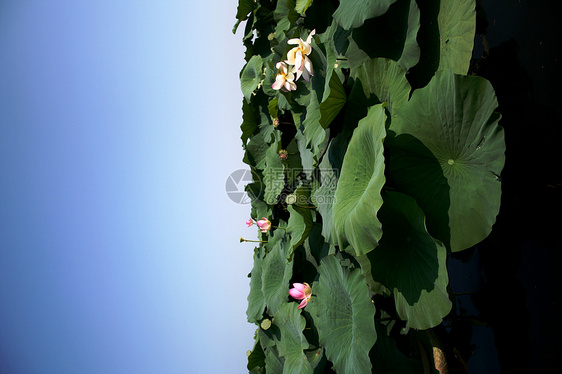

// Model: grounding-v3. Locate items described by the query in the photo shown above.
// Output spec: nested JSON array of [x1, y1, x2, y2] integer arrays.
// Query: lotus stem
[[240, 237, 269, 243]]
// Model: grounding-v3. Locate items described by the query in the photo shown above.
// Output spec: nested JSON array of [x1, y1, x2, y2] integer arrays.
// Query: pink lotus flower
[[272, 62, 297, 92], [246, 219, 254, 227], [256, 217, 271, 233], [289, 282, 312, 309], [286, 29, 315, 82]]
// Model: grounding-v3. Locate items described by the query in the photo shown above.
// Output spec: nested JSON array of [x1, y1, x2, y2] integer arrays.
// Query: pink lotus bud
[[289, 282, 312, 309], [256, 217, 271, 233], [246, 219, 254, 227]]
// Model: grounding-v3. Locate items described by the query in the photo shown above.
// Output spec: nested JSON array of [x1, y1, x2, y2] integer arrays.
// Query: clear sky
[[0, 1, 256, 373]]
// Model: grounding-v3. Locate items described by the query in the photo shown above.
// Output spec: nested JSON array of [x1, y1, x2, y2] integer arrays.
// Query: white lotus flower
[[285, 29, 315, 82], [272, 62, 297, 92]]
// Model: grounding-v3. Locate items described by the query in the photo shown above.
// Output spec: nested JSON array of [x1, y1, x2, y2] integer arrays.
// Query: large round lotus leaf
[[307, 255, 376, 373], [437, 0, 475, 75], [333, 0, 398, 29], [388, 70, 505, 252], [272, 303, 313, 374], [240, 55, 263, 102], [333, 104, 386, 256], [366, 191, 451, 329]]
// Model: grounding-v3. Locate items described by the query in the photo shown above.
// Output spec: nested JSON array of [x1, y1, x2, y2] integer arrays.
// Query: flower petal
[[286, 47, 298, 65], [287, 38, 301, 45], [297, 298, 308, 309], [292, 283, 306, 291], [272, 74, 285, 90], [306, 29, 316, 44], [304, 56, 313, 76], [289, 288, 305, 299]]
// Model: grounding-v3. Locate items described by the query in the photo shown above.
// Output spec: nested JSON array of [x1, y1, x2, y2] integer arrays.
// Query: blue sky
[[0, 1, 256, 373]]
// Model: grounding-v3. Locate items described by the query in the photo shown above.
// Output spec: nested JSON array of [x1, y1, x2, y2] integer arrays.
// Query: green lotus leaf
[[274, 0, 300, 41], [345, 0, 420, 70], [248, 180, 273, 224], [301, 90, 329, 157], [264, 345, 284, 374], [350, 58, 411, 113], [286, 205, 313, 253], [243, 115, 274, 169], [313, 130, 348, 245], [272, 303, 313, 374], [314, 153, 337, 245], [437, 0, 475, 75], [304, 348, 324, 371], [241, 55, 264, 102], [319, 20, 351, 57], [247, 248, 266, 324], [397, 0, 421, 70], [333, 0, 398, 29], [308, 255, 376, 373], [241, 98, 259, 145], [263, 132, 284, 205], [319, 71, 346, 128], [318, 43, 346, 129], [233, 0, 256, 33], [247, 332, 266, 372], [295, 0, 314, 16], [235, 0, 255, 21], [388, 70, 505, 252], [333, 104, 386, 256], [367, 191, 451, 329], [303, 223, 336, 275], [294, 131, 315, 176], [261, 229, 293, 316]]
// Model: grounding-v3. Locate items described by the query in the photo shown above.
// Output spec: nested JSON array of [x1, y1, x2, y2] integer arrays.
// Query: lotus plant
[[289, 282, 312, 309], [286, 29, 315, 82]]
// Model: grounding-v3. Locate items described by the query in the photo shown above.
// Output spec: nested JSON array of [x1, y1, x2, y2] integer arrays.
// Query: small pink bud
[[246, 219, 254, 227]]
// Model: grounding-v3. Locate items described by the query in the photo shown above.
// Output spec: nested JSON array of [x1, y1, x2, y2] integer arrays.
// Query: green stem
[[240, 237, 268, 243]]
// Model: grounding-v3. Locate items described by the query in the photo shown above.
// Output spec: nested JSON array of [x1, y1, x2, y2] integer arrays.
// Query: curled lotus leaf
[[333, 104, 386, 256]]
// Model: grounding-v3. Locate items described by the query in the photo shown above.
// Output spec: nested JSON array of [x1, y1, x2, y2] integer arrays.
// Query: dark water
[[446, 1, 562, 373]]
